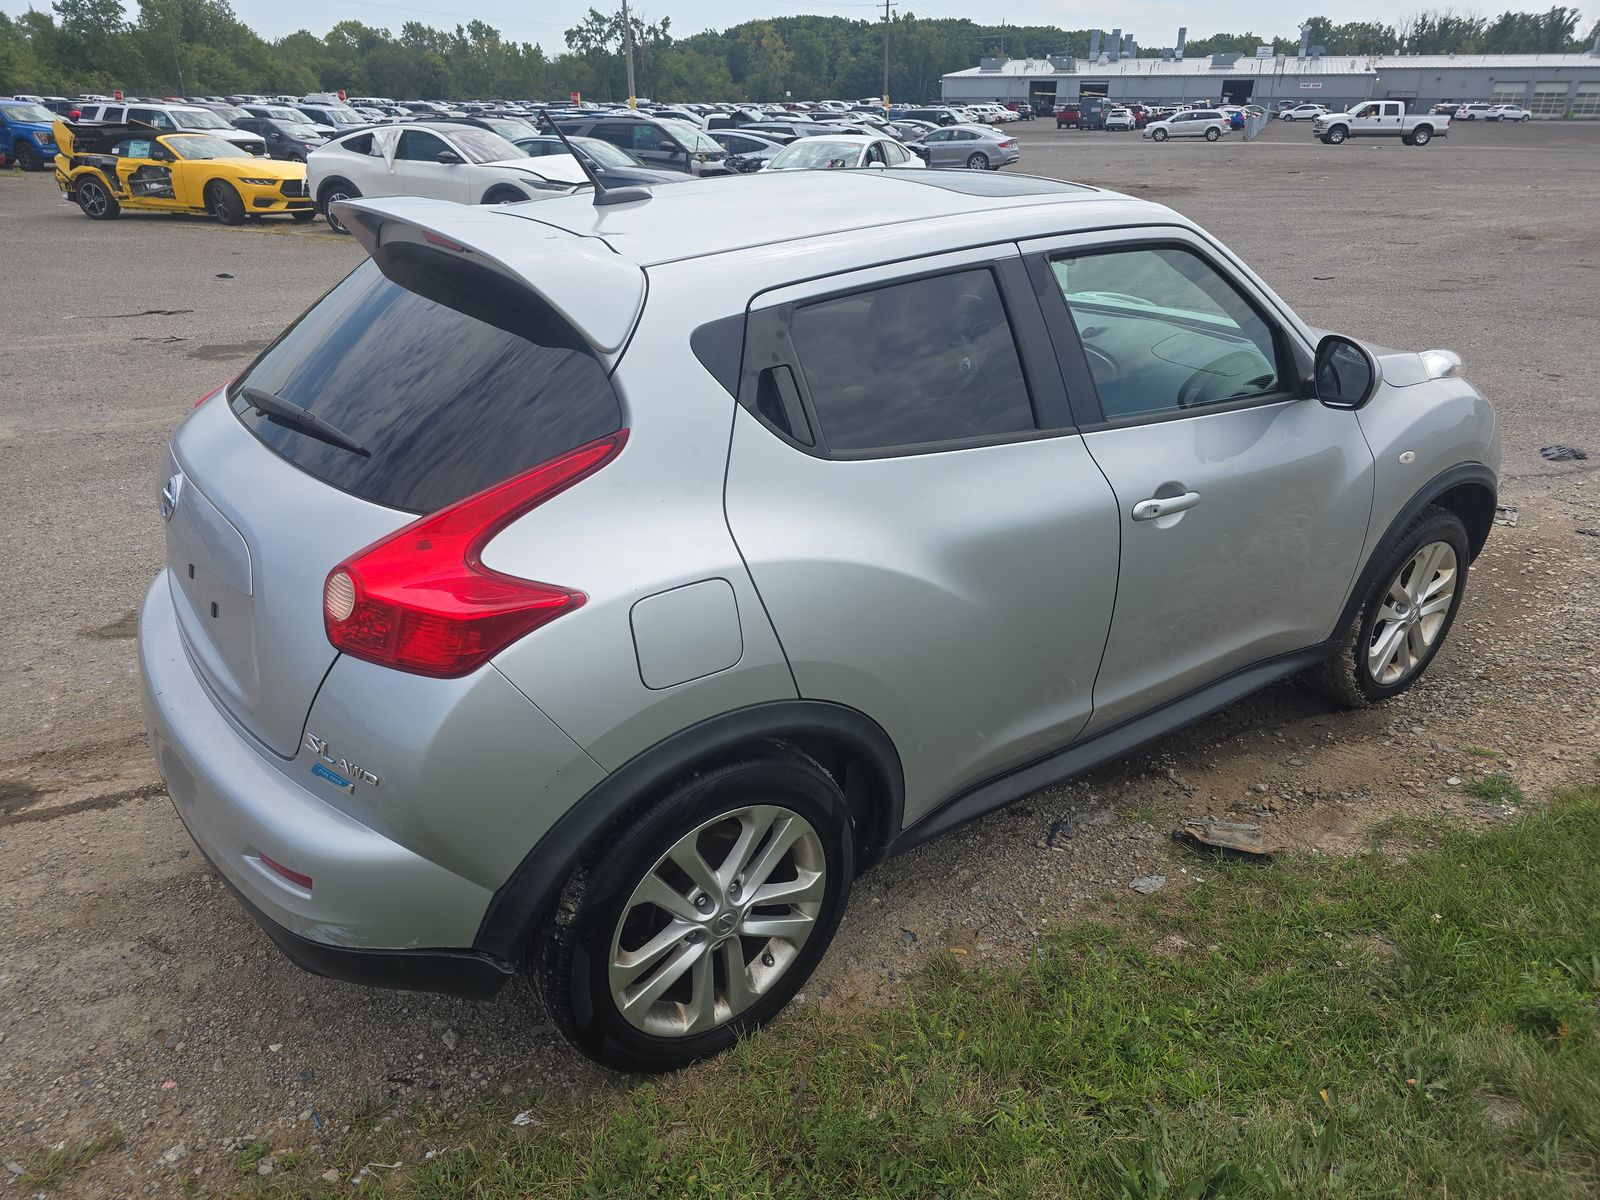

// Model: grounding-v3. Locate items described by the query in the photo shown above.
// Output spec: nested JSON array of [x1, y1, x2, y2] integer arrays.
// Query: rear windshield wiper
[[239, 386, 370, 458]]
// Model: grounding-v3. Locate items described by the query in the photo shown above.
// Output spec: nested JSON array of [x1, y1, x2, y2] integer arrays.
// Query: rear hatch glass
[[231, 243, 623, 514], [168, 245, 622, 756]]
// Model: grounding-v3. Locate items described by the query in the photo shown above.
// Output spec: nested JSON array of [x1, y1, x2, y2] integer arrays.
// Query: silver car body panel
[[485, 261, 797, 771], [164, 405, 412, 757], [140, 578, 496, 948], [1018, 226, 1374, 730]]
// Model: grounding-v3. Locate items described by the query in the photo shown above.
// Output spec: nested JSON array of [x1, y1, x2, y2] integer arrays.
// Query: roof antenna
[[540, 112, 651, 207]]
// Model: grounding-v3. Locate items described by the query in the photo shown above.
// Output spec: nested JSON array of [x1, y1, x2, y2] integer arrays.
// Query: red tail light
[[323, 431, 627, 678]]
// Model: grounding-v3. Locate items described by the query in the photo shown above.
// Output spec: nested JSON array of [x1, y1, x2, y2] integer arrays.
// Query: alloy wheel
[[609, 804, 826, 1038], [1367, 540, 1458, 686], [79, 181, 107, 217]]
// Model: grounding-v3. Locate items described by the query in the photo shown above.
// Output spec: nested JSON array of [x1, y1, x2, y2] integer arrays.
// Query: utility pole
[[621, 0, 637, 110], [882, 0, 894, 112]]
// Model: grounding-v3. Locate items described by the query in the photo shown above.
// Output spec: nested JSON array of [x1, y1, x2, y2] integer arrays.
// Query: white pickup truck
[[1313, 101, 1449, 146]]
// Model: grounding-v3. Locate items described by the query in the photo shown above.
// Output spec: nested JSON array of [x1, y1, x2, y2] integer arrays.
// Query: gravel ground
[[0, 119, 1597, 1195]]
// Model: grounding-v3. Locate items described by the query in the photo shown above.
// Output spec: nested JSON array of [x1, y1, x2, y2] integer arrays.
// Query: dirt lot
[[1, 118, 1597, 1194]]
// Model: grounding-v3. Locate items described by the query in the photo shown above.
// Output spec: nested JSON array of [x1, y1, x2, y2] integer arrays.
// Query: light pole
[[621, 0, 637, 110], [882, 0, 894, 112]]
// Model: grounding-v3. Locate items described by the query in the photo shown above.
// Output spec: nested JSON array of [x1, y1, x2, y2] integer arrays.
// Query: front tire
[[1152, 128, 1169, 142], [75, 176, 120, 220], [536, 747, 855, 1072], [965, 151, 990, 170], [205, 180, 244, 225], [1306, 505, 1470, 707], [15, 141, 43, 171], [1326, 126, 1348, 144]]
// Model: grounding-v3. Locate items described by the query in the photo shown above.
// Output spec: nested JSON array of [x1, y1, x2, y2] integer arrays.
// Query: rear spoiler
[[335, 196, 645, 360]]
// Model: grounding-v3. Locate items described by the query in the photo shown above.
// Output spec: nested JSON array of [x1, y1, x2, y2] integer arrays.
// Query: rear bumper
[[137, 572, 512, 998]]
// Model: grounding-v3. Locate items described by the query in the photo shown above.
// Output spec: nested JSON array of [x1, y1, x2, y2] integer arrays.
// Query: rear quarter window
[[786, 268, 1037, 453], [230, 245, 622, 514]]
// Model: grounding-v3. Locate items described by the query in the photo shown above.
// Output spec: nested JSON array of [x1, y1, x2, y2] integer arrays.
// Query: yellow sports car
[[54, 120, 314, 224]]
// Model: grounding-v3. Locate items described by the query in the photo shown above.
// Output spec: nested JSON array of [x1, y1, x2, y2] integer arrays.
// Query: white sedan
[[764, 135, 925, 171], [1486, 104, 1532, 122], [308, 121, 590, 233]]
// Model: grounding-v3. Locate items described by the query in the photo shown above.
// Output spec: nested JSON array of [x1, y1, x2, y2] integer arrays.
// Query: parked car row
[[43, 101, 1026, 226]]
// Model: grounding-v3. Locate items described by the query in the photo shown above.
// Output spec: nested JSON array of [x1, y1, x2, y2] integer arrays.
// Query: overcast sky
[[1, 0, 1428, 47]]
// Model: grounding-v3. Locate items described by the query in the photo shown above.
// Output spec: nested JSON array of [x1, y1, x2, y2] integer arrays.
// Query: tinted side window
[[590, 122, 631, 148], [1051, 246, 1283, 422], [398, 130, 447, 161], [232, 247, 622, 514], [789, 268, 1036, 452]]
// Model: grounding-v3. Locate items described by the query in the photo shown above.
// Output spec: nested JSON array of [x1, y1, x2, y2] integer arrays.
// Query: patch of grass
[[233, 1138, 272, 1174], [15, 1130, 122, 1189], [348, 787, 1600, 1199], [1466, 746, 1506, 759], [1467, 774, 1526, 804]]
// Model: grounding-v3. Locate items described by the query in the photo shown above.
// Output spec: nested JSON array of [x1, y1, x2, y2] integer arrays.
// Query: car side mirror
[[436, 149, 463, 164], [1312, 334, 1379, 410]]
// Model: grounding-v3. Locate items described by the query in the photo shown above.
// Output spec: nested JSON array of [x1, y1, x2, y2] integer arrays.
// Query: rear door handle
[[1131, 491, 1201, 522]]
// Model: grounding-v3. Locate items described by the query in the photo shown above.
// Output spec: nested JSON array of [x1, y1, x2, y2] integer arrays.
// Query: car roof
[[781, 133, 879, 145], [502, 170, 1123, 267]]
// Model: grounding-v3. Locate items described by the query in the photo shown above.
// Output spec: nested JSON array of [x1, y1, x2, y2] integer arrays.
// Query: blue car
[[0, 99, 59, 171]]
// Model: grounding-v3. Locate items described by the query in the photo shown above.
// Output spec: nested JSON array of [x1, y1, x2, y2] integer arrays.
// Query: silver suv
[[138, 171, 1498, 1071]]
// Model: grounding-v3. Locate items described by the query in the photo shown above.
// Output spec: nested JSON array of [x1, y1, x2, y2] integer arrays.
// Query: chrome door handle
[[1131, 491, 1201, 522]]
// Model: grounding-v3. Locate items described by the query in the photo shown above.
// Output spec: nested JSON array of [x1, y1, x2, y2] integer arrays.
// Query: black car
[[513, 135, 684, 187], [233, 116, 326, 162], [552, 112, 729, 175]]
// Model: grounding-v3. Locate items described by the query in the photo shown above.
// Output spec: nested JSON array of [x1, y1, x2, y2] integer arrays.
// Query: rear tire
[[205, 180, 244, 225], [1412, 126, 1432, 146], [535, 746, 855, 1072], [1205, 127, 1221, 141], [75, 176, 120, 220], [965, 152, 989, 170], [1304, 505, 1470, 708], [319, 178, 360, 234]]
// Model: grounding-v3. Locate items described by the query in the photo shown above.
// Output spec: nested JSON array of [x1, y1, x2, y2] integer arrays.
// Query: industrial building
[[940, 29, 1600, 117]]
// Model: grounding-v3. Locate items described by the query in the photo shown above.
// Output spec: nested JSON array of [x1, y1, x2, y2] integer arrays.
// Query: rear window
[[231, 245, 622, 514]]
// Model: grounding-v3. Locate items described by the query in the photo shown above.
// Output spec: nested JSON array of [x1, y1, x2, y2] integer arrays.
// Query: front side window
[[131, 107, 172, 128], [398, 130, 448, 161], [788, 268, 1036, 452], [1052, 246, 1284, 421], [631, 123, 674, 152]]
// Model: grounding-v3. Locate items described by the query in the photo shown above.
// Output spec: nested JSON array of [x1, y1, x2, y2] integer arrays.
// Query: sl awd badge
[[304, 733, 379, 794]]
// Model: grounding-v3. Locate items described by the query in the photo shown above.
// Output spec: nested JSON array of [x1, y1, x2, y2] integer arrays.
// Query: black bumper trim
[[180, 807, 514, 1000]]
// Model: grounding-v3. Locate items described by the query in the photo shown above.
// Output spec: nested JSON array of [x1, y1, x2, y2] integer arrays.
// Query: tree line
[[1, 2, 1594, 103]]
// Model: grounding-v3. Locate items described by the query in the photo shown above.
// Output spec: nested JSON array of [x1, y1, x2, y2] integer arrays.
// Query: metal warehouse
[[941, 49, 1600, 117]]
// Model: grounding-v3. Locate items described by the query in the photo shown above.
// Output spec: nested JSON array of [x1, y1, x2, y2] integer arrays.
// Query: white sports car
[[308, 121, 590, 233]]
